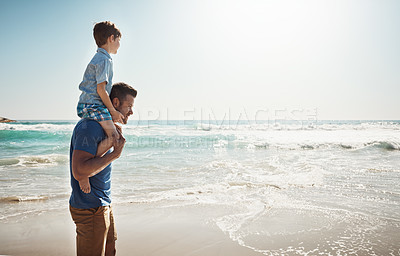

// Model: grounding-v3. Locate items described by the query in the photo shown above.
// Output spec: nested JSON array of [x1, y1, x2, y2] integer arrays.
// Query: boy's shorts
[[77, 103, 112, 121]]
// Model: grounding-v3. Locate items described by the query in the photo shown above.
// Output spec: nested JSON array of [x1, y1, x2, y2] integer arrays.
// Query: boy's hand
[[115, 124, 122, 136], [110, 109, 124, 124], [112, 135, 126, 159]]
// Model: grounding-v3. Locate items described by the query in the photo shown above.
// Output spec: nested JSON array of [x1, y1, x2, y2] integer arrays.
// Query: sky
[[0, 0, 399, 121]]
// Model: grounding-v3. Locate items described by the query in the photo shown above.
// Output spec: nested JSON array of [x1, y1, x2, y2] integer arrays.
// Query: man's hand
[[110, 109, 124, 124]]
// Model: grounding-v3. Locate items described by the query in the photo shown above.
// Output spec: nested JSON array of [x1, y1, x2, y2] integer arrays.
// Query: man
[[69, 82, 137, 256]]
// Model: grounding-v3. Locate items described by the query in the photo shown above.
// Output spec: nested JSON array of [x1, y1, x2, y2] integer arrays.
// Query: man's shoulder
[[74, 119, 103, 136], [75, 118, 101, 128], [71, 119, 105, 156]]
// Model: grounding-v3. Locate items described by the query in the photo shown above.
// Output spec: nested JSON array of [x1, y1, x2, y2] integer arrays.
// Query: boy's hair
[[110, 82, 137, 102], [93, 21, 121, 47]]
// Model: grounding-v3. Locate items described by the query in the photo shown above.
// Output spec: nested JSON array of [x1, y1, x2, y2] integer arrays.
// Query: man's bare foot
[[79, 179, 91, 193]]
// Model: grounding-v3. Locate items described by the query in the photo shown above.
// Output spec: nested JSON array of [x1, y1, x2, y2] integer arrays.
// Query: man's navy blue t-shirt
[[69, 119, 112, 209]]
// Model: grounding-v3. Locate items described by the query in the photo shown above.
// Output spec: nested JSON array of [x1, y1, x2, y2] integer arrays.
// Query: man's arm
[[72, 136, 125, 181]]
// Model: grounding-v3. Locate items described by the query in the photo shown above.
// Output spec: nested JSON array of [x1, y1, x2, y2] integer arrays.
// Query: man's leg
[[93, 206, 111, 256], [70, 206, 95, 256], [105, 240, 116, 256], [105, 205, 117, 256], [70, 205, 111, 256]]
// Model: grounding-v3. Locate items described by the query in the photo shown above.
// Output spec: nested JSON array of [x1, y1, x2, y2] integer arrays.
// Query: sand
[[0, 204, 262, 256], [3, 201, 398, 255]]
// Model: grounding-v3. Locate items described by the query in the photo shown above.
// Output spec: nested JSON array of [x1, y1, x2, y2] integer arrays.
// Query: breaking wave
[[0, 196, 49, 203], [0, 154, 68, 168]]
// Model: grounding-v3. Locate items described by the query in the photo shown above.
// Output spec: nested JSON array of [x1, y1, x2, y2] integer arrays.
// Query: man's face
[[116, 95, 135, 124]]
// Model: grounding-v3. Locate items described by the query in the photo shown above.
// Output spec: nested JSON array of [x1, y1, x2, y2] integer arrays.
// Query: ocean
[[1, 120, 399, 255]]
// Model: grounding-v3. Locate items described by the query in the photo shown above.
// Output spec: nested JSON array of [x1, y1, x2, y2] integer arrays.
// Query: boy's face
[[109, 35, 121, 54]]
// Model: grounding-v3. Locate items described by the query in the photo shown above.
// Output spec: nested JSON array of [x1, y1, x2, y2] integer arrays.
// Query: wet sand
[[1, 201, 399, 255], [0, 204, 262, 256]]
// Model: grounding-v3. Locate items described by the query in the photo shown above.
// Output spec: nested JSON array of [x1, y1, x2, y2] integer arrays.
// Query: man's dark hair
[[93, 21, 121, 47], [110, 82, 137, 102]]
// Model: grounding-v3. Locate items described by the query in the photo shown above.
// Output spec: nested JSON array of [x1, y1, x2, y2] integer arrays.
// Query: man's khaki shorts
[[70, 205, 117, 256]]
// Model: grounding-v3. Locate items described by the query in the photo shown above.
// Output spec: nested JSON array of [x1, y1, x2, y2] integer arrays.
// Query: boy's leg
[[99, 120, 119, 141], [97, 120, 120, 157], [79, 178, 91, 194]]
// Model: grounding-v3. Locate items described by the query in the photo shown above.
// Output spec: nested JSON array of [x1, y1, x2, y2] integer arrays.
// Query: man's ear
[[112, 97, 120, 108]]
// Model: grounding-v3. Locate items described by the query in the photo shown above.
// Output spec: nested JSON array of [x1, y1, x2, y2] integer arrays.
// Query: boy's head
[[110, 82, 137, 124], [93, 21, 121, 48]]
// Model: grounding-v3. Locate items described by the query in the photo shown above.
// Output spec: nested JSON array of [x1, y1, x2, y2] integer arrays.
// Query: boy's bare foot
[[79, 179, 91, 194]]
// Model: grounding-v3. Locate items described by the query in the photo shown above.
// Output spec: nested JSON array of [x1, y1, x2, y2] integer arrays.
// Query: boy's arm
[[97, 82, 123, 123]]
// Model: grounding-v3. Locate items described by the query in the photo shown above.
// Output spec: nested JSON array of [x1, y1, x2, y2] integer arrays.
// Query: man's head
[[110, 82, 137, 124], [93, 21, 121, 53]]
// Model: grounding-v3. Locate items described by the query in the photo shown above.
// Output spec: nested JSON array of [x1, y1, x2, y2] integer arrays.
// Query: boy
[[76, 21, 122, 193]]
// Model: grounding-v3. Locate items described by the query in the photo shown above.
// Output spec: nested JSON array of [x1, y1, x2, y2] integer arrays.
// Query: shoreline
[[0, 203, 262, 256], [1, 199, 399, 255]]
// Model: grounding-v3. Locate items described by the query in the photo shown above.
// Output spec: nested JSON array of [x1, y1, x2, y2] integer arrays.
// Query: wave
[[2, 120, 400, 133], [191, 121, 400, 132], [228, 181, 281, 190], [367, 168, 400, 173], [1, 121, 399, 153], [122, 137, 400, 152], [0, 154, 68, 168], [0, 196, 49, 203], [124, 134, 235, 149], [0, 122, 75, 132], [365, 141, 400, 151], [0, 131, 71, 144], [242, 140, 400, 152]]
